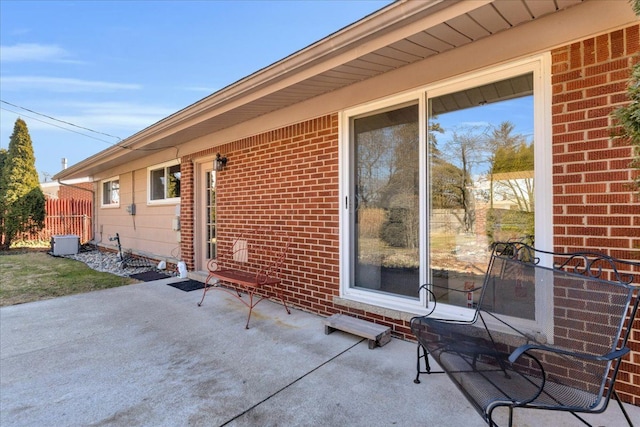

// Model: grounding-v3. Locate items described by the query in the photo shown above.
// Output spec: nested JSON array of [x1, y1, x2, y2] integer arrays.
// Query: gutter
[[56, 179, 94, 194]]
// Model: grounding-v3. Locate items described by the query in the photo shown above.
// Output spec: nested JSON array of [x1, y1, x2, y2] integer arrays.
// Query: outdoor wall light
[[214, 153, 228, 171]]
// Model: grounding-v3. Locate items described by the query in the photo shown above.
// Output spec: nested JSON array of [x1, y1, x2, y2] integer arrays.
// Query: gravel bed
[[63, 249, 174, 278]]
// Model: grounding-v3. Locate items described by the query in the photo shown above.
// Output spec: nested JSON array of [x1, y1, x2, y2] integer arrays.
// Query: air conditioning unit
[[51, 235, 79, 256]]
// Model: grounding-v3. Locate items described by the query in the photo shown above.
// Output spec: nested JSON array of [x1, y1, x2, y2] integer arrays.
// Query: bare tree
[[441, 125, 490, 233], [355, 129, 393, 208]]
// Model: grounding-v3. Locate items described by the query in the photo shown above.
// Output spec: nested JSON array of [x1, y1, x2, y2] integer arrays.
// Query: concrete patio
[[1, 278, 638, 426]]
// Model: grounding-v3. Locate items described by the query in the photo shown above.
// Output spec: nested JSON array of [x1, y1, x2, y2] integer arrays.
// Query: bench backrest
[[478, 242, 639, 402], [218, 229, 290, 279]]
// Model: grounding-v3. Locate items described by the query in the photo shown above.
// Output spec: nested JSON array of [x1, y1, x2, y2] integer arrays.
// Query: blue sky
[[0, 0, 392, 180]]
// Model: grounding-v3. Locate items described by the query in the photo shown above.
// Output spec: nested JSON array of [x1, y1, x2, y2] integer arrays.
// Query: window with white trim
[[340, 56, 552, 331], [148, 161, 181, 204], [101, 177, 120, 207]]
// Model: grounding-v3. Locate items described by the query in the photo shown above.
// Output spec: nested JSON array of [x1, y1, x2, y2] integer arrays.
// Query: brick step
[[322, 313, 391, 349]]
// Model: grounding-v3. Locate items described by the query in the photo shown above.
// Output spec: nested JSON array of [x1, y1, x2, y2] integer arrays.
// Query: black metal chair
[[411, 242, 639, 426]]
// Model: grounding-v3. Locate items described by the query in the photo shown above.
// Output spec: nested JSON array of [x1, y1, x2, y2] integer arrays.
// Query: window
[[427, 74, 536, 313], [148, 161, 181, 203], [206, 170, 217, 259], [101, 177, 119, 207], [351, 102, 420, 300], [340, 56, 552, 327]]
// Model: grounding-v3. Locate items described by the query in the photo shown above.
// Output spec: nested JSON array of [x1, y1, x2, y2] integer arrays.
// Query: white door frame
[[194, 157, 216, 272]]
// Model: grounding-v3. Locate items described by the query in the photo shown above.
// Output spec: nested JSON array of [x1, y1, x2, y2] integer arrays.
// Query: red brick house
[[55, 1, 640, 403], [41, 178, 93, 201]]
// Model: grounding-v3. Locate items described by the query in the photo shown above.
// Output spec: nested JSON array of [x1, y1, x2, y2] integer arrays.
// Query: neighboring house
[[54, 1, 640, 403], [38, 178, 94, 243], [41, 177, 93, 201]]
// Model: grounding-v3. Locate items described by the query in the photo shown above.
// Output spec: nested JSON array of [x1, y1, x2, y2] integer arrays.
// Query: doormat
[[168, 279, 205, 292], [129, 271, 172, 282]]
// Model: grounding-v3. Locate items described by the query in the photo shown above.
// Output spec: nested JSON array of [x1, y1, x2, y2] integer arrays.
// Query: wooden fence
[[18, 199, 93, 244]]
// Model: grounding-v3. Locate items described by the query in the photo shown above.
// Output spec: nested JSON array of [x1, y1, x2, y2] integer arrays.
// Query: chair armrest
[[418, 283, 483, 294], [509, 343, 630, 364], [413, 283, 483, 322], [413, 282, 485, 323], [414, 284, 440, 317], [207, 258, 220, 272]]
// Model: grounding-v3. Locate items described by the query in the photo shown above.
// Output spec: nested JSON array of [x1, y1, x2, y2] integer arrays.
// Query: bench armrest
[[418, 283, 483, 294], [414, 283, 484, 319], [508, 343, 630, 364]]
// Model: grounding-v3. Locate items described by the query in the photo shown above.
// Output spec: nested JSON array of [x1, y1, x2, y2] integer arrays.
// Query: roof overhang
[[54, 0, 636, 181]]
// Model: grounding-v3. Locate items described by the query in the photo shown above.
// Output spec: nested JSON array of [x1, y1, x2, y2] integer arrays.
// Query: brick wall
[[178, 24, 640, 404], [551, 24, 640, 405], [58, 182, 93, 201], [182, 115, 343, 313], [216, 117, 341, 314], [180, 113, 416, 335], [551, 24, 640, 258], [179, 160, 195, 268]]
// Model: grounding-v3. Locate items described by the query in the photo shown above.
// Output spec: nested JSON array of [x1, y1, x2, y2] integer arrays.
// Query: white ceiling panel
[[387, 38, 438, 59], [556, 0, 584, 10], [332, 64, 381, 78], [375, 45, 425, 63], [447, 13, 492, 40], [357, 52, 409, 69], [406, 31, 456, 53], [467, 4, 511, 34], [427, 23, 473, 47], [346, 58, 396, 73], [524, 0, 558, 18], [493, 0, 533, 26]]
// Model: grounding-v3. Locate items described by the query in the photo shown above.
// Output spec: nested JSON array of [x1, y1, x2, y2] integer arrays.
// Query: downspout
[[131, 170, 136, 231]]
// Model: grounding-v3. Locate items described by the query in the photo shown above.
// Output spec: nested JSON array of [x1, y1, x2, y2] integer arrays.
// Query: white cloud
[[183, 85, 217, 93], [69, 101, 171, 115], [58, 101, 174, 131], [0, 43, 78, 63], [1, 76, 141, 92], [1, 98, 174, 144], [459, 121, 491, 129], [3, 100, 172, 137]]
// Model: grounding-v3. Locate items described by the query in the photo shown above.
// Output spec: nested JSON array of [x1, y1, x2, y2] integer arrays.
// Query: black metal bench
[[410, 242, 639, 427]]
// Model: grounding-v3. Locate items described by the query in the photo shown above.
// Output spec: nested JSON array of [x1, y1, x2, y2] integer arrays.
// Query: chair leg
[[414, 344, 422, 384], [245, 310, 252, 329], [414, 344, 431, 384], [487, 405, 513, 427], [245, 290, 255, 329], [276, 290, 291, 315], [613, 389, 635, 427], [197, 278, 212, 306]]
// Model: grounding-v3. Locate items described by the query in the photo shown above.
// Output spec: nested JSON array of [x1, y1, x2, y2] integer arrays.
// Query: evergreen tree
[[0, 119, 46, 249], [0, 148, 7, 245], [0, 149, 7, 178], [486, 121, 535, 245]]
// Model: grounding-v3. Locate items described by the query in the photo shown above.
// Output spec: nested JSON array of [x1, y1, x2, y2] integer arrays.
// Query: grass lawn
[[0, 249, 136, 307]]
